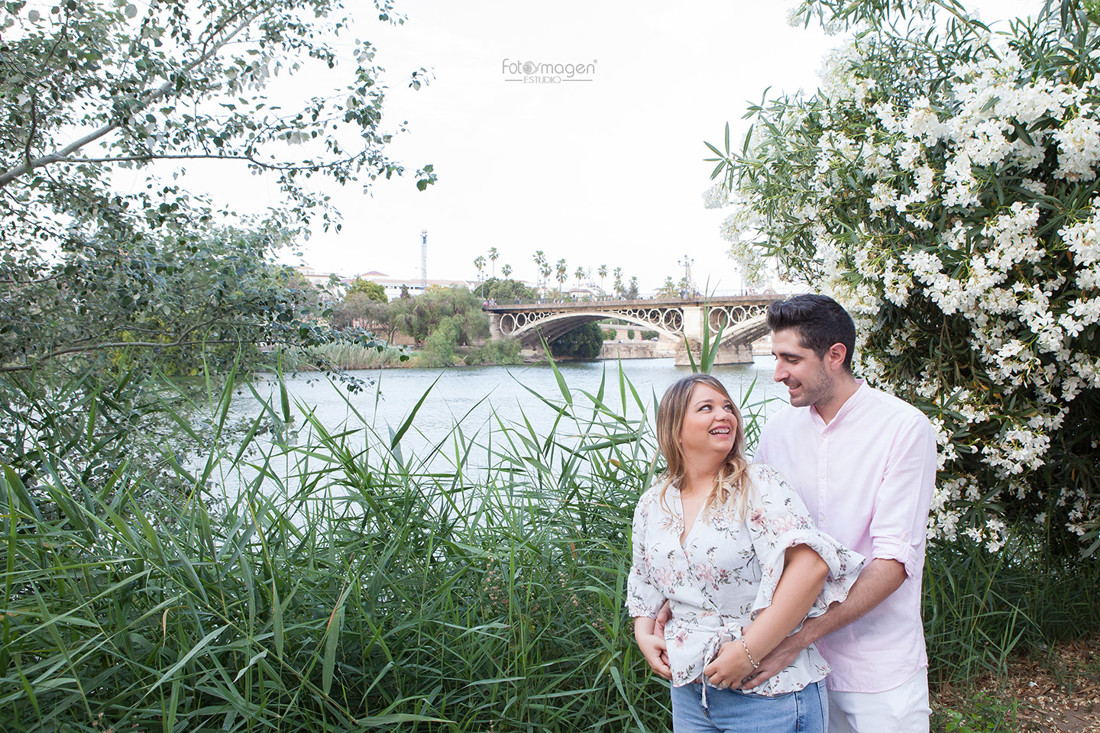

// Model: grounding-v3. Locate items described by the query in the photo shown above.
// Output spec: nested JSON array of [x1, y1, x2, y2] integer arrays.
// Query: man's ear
[[825, 343, 848, 371]]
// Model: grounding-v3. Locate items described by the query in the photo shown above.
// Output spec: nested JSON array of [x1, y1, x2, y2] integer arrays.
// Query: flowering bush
[[710, 0, 1100, 554]]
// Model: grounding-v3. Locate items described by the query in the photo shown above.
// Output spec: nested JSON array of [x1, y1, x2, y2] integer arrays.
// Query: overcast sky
[[189, 0, 1042, 294]]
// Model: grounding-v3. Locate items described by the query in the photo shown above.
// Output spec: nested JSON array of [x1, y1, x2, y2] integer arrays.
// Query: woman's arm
[[702, 544, 828, 689], [634, 616, 671, 680]]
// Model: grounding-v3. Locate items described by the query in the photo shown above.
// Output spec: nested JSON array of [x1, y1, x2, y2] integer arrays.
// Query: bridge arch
[[484, 296, 779, 363]]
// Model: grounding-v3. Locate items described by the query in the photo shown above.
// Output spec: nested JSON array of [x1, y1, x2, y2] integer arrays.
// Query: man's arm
[[739, 557, 906, 689]]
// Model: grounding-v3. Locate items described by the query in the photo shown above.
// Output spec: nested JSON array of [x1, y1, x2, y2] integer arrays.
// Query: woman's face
[[677, 383, 737, 463]]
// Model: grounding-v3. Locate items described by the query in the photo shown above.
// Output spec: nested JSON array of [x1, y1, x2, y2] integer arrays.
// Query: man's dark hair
[[766, 294, 856, 372]]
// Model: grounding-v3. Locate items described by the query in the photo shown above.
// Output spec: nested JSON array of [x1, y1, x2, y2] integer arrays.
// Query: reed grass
[[2, 360, 1098, 732], [1, 361, 673, 731]]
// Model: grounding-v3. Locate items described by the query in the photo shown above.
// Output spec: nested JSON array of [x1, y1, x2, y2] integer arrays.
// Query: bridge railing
[[481, 293, 780, 311]]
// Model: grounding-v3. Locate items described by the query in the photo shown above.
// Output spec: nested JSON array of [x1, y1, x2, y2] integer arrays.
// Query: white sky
[[184, 0, 1042, 293]]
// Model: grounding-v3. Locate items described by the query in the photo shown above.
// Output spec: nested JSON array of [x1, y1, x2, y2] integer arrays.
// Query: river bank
[[273, 333, 773, 371]]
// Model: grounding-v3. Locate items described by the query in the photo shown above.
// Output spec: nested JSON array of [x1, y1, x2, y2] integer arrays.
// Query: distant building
[[358, 272, 476, 300], [295, 266, 354, 299]]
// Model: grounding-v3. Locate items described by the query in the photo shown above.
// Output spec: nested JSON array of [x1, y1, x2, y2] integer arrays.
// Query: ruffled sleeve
[[625, 489, 666, 618], [744, 464, 864, 621]]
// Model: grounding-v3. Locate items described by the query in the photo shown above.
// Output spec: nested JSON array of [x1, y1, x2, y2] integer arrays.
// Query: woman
[[627, 374, 862, 733]]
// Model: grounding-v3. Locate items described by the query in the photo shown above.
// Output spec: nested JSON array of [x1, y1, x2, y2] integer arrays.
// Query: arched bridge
[[484, 296, 780, 365]]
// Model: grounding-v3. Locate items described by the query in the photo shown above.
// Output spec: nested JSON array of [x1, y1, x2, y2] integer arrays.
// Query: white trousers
[[827, 668, 931, 733]]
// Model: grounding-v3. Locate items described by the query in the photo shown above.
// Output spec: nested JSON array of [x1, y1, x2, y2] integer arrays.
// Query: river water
[[235, 356, 790, 459]]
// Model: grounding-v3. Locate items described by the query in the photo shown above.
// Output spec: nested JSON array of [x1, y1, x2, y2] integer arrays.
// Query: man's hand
[[740, 558, 908, 689], [655, 600, 671, 637], [703, 641, 756, 690], [739, 633, 805, 690]]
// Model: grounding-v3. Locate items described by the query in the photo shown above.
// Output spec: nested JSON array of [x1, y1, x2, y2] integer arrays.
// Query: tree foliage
[[549, 322, 604, 359], [480, 277, 538, 303], [1, 0, 433, 374], [710, 0, 1100, 553], [379, 285, 488, 345], [0, 0, 434, 492], [345, 278, 388, 302]]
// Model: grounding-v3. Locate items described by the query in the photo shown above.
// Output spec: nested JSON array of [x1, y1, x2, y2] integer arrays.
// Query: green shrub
[[463, 337, 523, 365], [709, 0, 1100, 554]]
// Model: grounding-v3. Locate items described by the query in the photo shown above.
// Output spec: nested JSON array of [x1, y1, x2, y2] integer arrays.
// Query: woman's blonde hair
[[655, 374, 753, 518]]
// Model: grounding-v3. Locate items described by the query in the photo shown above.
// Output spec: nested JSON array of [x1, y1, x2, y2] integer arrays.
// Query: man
[[748, 294, 937, 732]]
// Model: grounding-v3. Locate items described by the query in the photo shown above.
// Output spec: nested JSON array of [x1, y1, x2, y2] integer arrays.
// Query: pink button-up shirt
[[754, 382, 937, 693]]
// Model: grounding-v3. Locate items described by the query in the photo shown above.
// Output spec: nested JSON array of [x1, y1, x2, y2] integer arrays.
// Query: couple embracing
[[628, 295, 938, 733]]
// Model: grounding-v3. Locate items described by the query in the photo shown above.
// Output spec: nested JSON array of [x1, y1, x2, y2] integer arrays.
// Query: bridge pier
[[674, 339, 754, 366], [488, 313, 504, 340]]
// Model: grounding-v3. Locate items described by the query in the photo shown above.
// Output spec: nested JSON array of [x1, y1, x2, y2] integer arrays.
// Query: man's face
[[771, 328, 835, 409]]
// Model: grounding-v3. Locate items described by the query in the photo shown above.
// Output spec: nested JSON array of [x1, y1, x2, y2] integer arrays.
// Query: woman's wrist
[[738, 636, 760, 669]]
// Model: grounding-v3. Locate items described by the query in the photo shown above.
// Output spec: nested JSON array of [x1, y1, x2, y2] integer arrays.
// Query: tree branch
[[0, 0, 278, 189], [53, 151, 371, 173]]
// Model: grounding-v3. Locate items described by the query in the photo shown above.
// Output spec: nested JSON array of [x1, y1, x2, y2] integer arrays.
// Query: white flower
[[702, 183, 729, 210], [1055, 116, 1100, 181]]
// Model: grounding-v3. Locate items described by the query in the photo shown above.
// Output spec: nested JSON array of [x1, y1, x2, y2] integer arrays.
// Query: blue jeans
[[670, 680, 828, 733]]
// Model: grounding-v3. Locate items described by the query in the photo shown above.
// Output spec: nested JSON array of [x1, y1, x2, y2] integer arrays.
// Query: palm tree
[[574, 266, 585, 289], [613, 267, 623, 298], [502, 263, 512, 278], [555, 258, 568, 293], [597, 264, 608, 294], [488, 246, 499, 278], [473, 256, 487, 298], [532, 250, 547, 289]]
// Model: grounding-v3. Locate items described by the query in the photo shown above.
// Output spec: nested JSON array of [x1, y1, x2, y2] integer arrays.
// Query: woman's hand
[[703, 640, 756, 690], [634, 617, 671, 680]]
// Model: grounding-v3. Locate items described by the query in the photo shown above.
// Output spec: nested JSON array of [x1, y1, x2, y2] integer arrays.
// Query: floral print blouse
[[627, 463, 864, 695]]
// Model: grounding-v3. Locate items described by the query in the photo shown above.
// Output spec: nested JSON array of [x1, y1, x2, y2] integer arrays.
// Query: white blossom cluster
[[719, 25, 1100, 548]]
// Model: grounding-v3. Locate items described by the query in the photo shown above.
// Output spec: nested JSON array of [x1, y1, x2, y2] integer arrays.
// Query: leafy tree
[[464, 337, 522, 365], [346, 278, 388, 303], [549, 322, 604, 359], [0, 0, 435, 492], [331, 292, 392, 335], [624, 276, 640, 300], [418, 316, 459, 367], [657, 276, 679, 299], [1, 0, 433, 376], [640, 330, 659, 340], [390, 286, 488, 345], [481, 277, 538, 303], [626, 329, 636, 341]]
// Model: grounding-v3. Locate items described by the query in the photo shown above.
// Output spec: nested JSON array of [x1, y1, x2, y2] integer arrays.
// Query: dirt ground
[[934, 633, 1100, 732]]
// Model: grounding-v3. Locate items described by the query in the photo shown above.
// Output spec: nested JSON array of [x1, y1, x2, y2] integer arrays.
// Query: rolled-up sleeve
[[869, 413, 938, 578], [745, 466, 864, 619]]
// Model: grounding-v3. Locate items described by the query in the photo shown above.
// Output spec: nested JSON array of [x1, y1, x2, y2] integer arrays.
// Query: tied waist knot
[[698, 619, 745, 710]]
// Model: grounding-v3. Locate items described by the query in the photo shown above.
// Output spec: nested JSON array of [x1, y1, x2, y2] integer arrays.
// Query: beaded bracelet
[[739, 636, 760, 669]]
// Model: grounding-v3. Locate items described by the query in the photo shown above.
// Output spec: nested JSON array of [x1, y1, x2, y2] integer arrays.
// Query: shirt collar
[[808, 380, 868, 430]]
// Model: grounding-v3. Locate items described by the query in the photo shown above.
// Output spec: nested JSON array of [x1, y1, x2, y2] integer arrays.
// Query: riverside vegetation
[[2, 358, 1099, 732]]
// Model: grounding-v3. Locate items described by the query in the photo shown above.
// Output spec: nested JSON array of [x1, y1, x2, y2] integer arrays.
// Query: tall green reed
[[4, 356, 1097, 732], [0, 360, 689, 732]]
